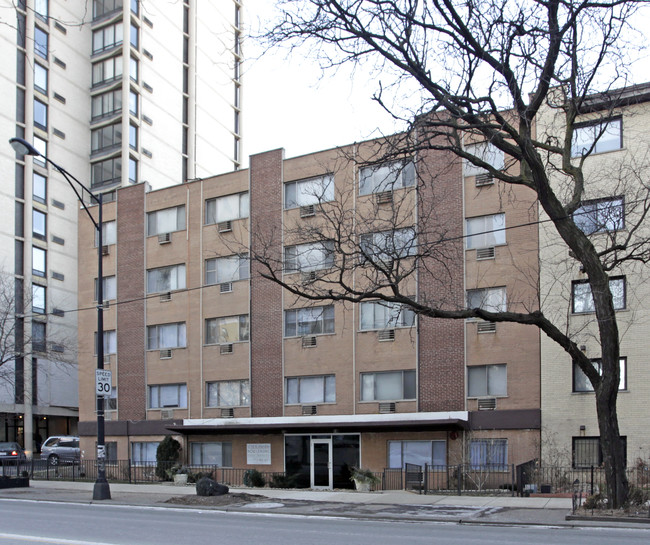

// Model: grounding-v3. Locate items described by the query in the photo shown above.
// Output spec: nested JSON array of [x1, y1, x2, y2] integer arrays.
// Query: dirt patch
[[165, 492, 268, 507]]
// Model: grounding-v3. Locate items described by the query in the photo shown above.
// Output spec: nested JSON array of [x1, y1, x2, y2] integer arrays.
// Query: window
[[146, 264, 186, 293], [32, 284, 46, 314], [92, 55, 123, 86], [131, 441, 159, 465], [95, 220, 117, 246], [34, 27, 48, 59], [95, 330, 117, 355], [34, 98, 47, 129], [129, 90, 138, 116], [573, 358, 627, 392], [147, 205, 186, 236], [470, 439, 508, 469], [284, 305, 335, 337], [468, 364, 507, 397], [359, 301, 415, 330], [359, 160, 415, 195], [573, 197, 624, 234], [360, 228, 416, 262], [466, 287, 507, 313], [465, 214, 506, 249], [91, 157, 122, 187], [104, 441, 118, 461], [34, 63, 47, 93], [92, 22, 123, 53], [35, 0, 48, 20], [205, 255, 249, 285], [33, 172, 46, 203], [130, 23, 138, 48], [361, 370, 416, 401], [190, 442, 232, 466], [206, 380, 250, 407], [129, 157, 137, 183], [149, 384, 187, 408], [285, 174, 334, 209], [32, 246, 46, 276], [572, 118, 622, 157], [129, 57, 138, 81], [93, 0, 124, 19], [284, 241, 334, 272], [33, 136, 47, 166], [129, 124, 137, 149], [95, 275, 116, 300], [205, 193, 249, 224], [463, 142, 504, 176], [131, 0, 138, 15], [32, 321, 46, 351], [91, 89, 122, 119], [573, 436, 626, 468], [286, 375, 336, 404], [571, 277, 625, 313], [91, 123, 122, 153], [33, 210, 46, 240], [388, 440, 446, 469], [205, 315, 249, 344], [147, 322, 186, 350]]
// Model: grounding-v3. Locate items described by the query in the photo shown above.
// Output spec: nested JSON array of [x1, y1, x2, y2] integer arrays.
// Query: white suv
[[41, 436, 81, 465]]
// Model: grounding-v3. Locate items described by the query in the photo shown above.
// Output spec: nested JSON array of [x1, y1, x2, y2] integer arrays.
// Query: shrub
[[583, 493, 605, 510], [188, 470, 213, 484], [155, 436, 181, 480], [269, 473, 300, 489], [243, 469, 266, 487], [626, 486, 650, 507]]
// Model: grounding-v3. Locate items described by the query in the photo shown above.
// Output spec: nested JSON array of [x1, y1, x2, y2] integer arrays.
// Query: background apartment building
[[538, 84, 650, 468], [76, 135, 541, 488], [0, 0, 242, 455]]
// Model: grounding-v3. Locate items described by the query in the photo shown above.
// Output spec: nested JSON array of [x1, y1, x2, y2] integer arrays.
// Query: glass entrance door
[[310, 438, 332, 489]]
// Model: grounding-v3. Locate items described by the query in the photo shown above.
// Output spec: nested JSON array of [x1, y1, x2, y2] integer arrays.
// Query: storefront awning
[[167, 411, 469, 435]]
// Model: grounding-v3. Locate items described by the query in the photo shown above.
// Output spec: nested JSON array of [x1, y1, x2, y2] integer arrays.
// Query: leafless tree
[[252, 0, 650, 507]]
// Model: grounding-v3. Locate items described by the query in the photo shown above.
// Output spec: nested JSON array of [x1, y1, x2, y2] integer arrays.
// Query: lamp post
[[9, 137, 111, 501]]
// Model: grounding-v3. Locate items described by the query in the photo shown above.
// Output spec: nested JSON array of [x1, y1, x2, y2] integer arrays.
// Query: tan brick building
[[77, 136, 541, 488]]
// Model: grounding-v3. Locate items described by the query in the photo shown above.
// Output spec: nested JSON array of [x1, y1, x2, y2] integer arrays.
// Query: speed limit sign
[[96, 369, 112, 397]]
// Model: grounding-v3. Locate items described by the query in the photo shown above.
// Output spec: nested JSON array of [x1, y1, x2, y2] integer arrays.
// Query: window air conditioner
[[300, 204, 316, 217], [477, 321, 497, 333], [375, 191, 393, 205], [220, 343, 234, 355], [158, 232, 171, 244], [221, 408, 234, 418], [302, 336, 317, 348], [160, 292, 172, 302], [302, 405, 317, 416], [220, 282, 233, 293], [160, 409, 174, 419], [159, 349, 172, 359], [476, 247, 496, 260], [379, 402, 396, 414], [218, 221, 232, 233], [478, 397, 497, 410], [102, 245, 110, 256], [377, 329, 395, 342], [475, 173, 494, 187]]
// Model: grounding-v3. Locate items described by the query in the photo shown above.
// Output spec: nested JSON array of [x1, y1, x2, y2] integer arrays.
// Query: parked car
[[40, 436, 81, 465], [0, 442, 26, 464]]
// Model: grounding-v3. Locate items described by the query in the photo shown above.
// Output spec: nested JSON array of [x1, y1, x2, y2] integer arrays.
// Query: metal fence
[[3, 459, 648, 496]]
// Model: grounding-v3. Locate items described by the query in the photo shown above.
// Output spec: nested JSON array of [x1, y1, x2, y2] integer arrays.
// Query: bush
[[196, 477, 229, 496], [626, 486, 650, 507], [188, 470, 213, 484], [583, 493, 606, 510], [155, 436, 181, 480], [269, 473, 300, 488], [243, 469, 266, 487]]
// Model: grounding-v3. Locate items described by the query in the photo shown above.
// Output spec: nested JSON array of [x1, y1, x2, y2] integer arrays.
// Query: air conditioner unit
[[300, 204, 316, 217], [220, 282, 233, 293], [302, 405, 317, 416], [160, 408, 174, 419], [218, 220, 232, 233], [158, 232, 171, 244], [301, 270, 317, 283], [379, 402, 396, 414], [160, 291, 172, 302], [478, 397, 497, 410], [476, 247, 496, 260], [375, 191, 393, 205], [477, 321, 497, 333], [101, 245, 110, 256], [101, 301, 110, 309], [103, 354, 111, 365], [377, 329, 395, 342], [475, 173, 494, 187], [220, 343, 234, 355], [220, 407, 234, 418], [302, 335, 317, 348], [159, 349, 172, 359]]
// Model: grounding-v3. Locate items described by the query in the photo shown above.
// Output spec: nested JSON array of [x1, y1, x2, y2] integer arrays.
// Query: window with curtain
[[388, 440, 446, 468], [190, 442, 232, 466], [148, 384, 187, 408], [284, 174, 334, 208], [359, 301, 415, 330], [284, 305, 335, 337], [205, 192, 249, 224], [147, 264, 186, 293], [361, 370, 416, 401], [465, 214, 506, 249], [206, 380, 250, 407], [147, 206, 186, 235], [205, 315, 249, 344], [359, 160, 415, 195], [286, 375, 336, 404], [147, 323, 186, 350], [463, 142, 505, 176], [205, 255, 249, 285], [467, 364, 507, 397]]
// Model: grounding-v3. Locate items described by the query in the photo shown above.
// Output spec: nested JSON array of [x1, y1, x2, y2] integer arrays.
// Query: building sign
[[246, 443, 271, 465]]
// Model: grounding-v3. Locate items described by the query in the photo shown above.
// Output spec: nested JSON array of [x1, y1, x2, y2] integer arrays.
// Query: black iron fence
[[3, 458, 648, 496]]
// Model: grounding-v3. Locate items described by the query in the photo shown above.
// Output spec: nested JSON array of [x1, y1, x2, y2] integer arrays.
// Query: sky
[[241, 0, 400, 164]]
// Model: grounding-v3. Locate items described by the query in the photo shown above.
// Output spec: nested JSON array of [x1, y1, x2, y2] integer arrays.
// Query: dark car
[[40, 436, 81, 465], [0, 442, 26, 464]]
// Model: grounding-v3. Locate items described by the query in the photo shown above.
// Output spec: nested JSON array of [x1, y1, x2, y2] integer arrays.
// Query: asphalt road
[[0, 499, 649, 545]]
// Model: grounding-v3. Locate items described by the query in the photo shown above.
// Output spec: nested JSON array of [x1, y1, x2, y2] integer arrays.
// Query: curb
[[566, 514, 650, 525]]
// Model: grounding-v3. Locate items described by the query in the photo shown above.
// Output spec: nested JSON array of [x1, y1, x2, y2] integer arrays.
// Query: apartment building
[[0, 0, 242, 454], [538, 84, 650, 467], [76, 133, 541, 488]]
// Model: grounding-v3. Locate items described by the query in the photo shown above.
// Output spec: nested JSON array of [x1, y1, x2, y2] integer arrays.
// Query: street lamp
[[9, 137, 111, 501]]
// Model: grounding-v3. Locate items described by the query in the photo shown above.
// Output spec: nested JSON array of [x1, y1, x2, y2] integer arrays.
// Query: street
[[0, 499, 649, 545]]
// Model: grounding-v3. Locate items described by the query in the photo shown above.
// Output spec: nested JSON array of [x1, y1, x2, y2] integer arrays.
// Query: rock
[[196, 477, 229, 497]]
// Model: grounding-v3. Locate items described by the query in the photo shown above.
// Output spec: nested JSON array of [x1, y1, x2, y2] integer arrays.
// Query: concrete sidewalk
[[0, 480, 647, 529]]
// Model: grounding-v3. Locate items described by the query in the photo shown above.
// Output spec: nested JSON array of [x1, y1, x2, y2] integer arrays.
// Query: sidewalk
[[0, 479, 647, 528]]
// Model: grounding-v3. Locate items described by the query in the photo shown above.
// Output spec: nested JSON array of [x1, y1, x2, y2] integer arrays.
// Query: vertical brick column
[[116, 184, 146, 420], [417, 146, 466, 412], [249, 149, 285, 417]]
